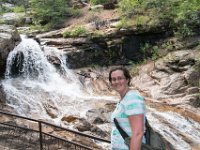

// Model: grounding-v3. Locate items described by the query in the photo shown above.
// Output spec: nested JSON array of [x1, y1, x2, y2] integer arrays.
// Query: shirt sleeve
[[122, 91, 145, 116]]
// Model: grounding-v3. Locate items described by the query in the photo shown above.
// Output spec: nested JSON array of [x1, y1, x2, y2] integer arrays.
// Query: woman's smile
[[110, 70, 129, 97]]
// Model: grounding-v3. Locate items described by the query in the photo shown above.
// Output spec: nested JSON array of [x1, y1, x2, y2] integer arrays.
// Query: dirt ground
[[64, 4, 119, 28]]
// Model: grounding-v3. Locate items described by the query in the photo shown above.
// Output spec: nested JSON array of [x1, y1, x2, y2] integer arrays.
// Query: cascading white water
[[2, 37, 114, 125], [147, 107, 200, 150], [3, 36, 200, 150]]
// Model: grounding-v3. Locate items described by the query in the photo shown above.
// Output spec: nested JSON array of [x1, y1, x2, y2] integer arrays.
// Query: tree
[[30, 0, 70, 27]]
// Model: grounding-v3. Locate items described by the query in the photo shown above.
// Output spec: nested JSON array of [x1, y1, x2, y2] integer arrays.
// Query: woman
[[109, 67, 145, 150]]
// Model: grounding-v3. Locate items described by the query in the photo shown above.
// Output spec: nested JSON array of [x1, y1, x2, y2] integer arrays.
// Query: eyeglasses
[[111, 77, 126, 82]]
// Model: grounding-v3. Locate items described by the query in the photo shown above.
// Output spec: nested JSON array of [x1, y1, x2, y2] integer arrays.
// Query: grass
[[63, 26, 87, 38]]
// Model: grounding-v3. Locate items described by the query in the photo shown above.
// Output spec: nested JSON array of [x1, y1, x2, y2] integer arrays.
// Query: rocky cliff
[[0, 24, 21, 78]]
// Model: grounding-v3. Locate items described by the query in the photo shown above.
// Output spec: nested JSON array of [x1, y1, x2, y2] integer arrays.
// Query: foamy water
[[147, 107, 200, 150], [2, 37, 114, 124]]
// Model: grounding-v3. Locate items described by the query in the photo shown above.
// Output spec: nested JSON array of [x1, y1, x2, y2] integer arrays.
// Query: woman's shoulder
[[124, 90, 144, 101], [127, 90, 142, 96]]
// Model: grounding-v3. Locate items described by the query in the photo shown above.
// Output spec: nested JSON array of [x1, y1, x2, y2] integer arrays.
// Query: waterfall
[[3, 36, 199, 150], [2, 36, 112, 124]]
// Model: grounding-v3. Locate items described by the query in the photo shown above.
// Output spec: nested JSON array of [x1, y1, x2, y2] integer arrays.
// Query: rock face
[[0, 24, 21, 78], [37, 26, 170, 69], [132, 50, 200, 106], [0, 13, 32, 26], [0, 84, 6, 103]]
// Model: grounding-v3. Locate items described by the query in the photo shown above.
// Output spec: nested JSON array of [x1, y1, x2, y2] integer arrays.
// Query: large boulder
[[0, 13, 32, 26], [0, 24, 21, 78]]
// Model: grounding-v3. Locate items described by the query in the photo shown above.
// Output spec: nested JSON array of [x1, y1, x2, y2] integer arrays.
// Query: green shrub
[[30, 24, 50, 32], [92, 30, 104, 37], [118, 0, 200, 37], [130, 64, 140, 76], [176, 24, 194, 38], [90, 0, 110, 5], [63, 26, 87, 38], [135, 15, 150, 27], [116, 17, 129, 29], [13, 6, 25, 13], [0, 19, 5, 24], [118, 0, 140, 18], [30, 0, 80, 29], [0, 5, 13, 14]]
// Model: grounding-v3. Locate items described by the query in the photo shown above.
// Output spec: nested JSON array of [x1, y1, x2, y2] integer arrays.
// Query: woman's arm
[[128, 114, 144, 150]]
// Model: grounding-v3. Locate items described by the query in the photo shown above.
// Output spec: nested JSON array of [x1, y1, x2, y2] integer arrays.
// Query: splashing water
[[2, 37, 200, 150], [2, 37, 114, 124], [147, 107, 200, 150]]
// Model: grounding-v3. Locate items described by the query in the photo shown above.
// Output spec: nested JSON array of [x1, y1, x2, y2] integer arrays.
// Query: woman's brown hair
[[109, 67, 131, 86]]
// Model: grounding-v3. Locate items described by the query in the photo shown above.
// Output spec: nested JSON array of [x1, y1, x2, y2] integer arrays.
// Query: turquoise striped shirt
[[111, 90, 146, 150]]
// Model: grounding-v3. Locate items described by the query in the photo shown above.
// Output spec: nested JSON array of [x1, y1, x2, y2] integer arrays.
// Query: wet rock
[[61, 115, 78, 123], [0, 24, 21, 78], [90, 126, 107, 137], [186, 87, 199, 94], [9, 51, 24, 77], [74, 118, 108, 138], [76, 68, 112, 94], [0, 84, 6, 103], [93, 117, 104, 124], [161, 74, 187, 95], [75, 119, 92, 132], [73, 135, 101, 149], [86, 108, 109, 124], [184, 94, 200, 107], [44, 100, 59, 118], [184, 67, 200, 87]]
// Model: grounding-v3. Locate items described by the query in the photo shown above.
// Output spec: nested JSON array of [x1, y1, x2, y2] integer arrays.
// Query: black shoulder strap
[[115, 117, 151, 144], [114, 118, 129, 140], [144, 118, 151, 145]]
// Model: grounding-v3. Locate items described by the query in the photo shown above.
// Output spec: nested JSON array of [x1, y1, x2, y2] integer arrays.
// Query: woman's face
[[110, 70, 129, 94]]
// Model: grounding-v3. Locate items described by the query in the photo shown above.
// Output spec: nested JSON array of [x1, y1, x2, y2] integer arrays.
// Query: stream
[[1, 36, 200, 150]]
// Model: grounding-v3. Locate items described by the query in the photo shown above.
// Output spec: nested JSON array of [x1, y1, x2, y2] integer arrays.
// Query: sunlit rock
[[61, 115, 78, 123], [44, 100, 59, 119]]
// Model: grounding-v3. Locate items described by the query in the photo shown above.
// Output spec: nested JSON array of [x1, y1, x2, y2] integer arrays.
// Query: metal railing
[[0, 110, 111, 150]]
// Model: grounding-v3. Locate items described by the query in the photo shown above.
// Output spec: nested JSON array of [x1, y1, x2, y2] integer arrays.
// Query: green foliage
[[118, 0, 200, 38], [130, 63, 140, 76], [116, 18, 129, 29], [129, 60, 148, 76], [175, 24, 194, 38], [92, 30, 104, 38], [0, 19, 5, 24], [29, 24, 50, 32], [30, 0, 78, 29], [90, 0, 110, 5], [13, 6, 25, 13], [0, 5, 13, 14], [139, 43, 161, 60], [118, 0, 140, 18], [135, 15, 149, 27], [161, 41, 174, 51], [63, 26, 87, 38], [140, 43, 151, 58]]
